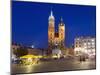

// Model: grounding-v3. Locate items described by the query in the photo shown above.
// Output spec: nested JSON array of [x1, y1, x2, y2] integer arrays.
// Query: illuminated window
[[77, 38, 79, 40], [91, 39, 95, 42], [84, 46, 87, 48], [92, 42, 95, 45], [88, 50, 91, 53], [50, 34, 52, 36], [88, 42, 90, 45], [84, 50, 88, 53], [92, 45, 95, 48], [84, 43, 87, 45]]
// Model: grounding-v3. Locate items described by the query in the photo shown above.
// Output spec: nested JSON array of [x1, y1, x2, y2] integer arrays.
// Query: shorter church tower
[[59, 17, 65, 49]]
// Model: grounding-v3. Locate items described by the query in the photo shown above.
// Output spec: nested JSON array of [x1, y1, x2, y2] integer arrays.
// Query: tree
[[13, 47, 28, 57]]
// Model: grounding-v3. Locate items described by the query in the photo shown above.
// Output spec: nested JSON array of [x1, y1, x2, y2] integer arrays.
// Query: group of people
[[79, 56, 86, 62]]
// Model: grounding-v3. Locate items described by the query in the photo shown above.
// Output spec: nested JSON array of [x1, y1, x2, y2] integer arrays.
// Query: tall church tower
[[59, 17, 65, 48], [48, 10, 55, 50]]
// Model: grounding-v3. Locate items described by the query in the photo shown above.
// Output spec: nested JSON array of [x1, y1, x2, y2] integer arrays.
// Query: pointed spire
[[49, 9, 55, 20], [50, 10, 53, 16], [50, 7, 53, 16], [61, 17, 63, 22], [59, 17, 64, 26]]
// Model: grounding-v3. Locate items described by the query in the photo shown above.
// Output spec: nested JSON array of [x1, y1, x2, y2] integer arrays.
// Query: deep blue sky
[[12, 1, 96, 48]]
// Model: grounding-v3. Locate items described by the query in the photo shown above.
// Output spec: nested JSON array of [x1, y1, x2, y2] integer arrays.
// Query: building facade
[[74, 37, 96, 57], [48, 10, 65, 53], [12, 43, 43, 57]]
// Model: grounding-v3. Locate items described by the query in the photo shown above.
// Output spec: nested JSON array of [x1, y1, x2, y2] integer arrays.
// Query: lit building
[[48, 10, 65, 54], [12, 43, 43, 56], [74, 37, 96, 57]]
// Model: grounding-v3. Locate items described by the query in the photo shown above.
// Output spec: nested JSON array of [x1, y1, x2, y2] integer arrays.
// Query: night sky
[[12, 1, 96, 48]]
